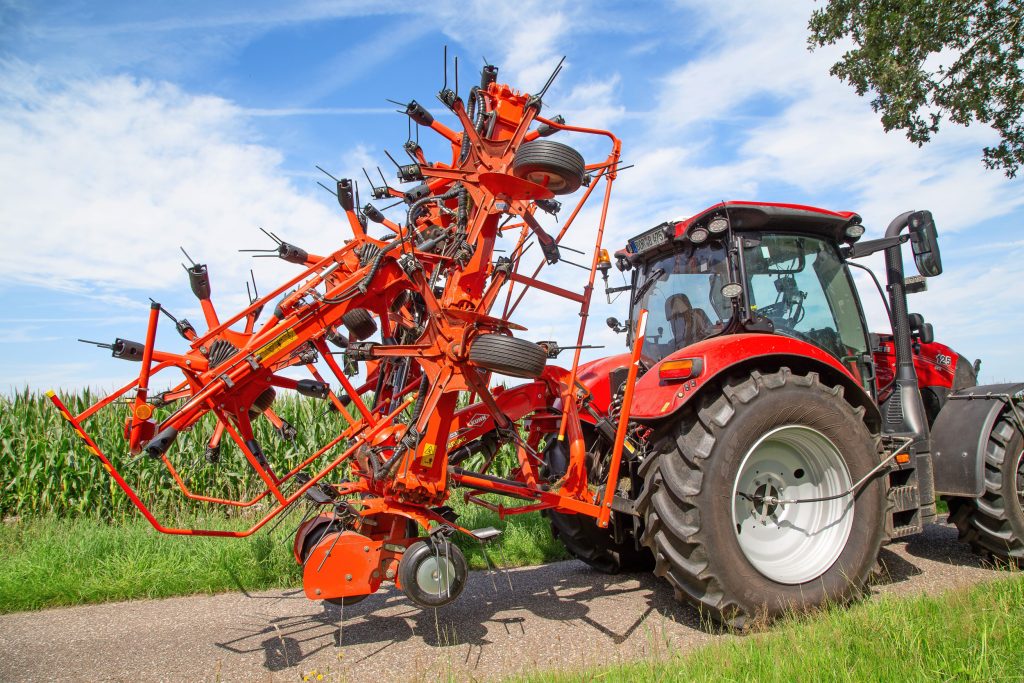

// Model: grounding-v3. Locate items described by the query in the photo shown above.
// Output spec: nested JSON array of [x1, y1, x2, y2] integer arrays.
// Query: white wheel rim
[[731, 425, 854, 584], [415, 554, 456, 596]]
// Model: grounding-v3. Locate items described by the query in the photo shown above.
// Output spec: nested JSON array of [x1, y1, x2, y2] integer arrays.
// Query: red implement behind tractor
[[54, 61, 1022, 627]]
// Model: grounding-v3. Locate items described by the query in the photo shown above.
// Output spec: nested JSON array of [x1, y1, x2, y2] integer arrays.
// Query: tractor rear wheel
[[947, 416, 1024, 567], [512, 140, 585, 195], [636, 368, 885, 627], [468, 334, 546, 379]]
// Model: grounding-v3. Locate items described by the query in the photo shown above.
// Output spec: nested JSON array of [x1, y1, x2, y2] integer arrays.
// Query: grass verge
[[0, 497, 567, 614], [516, 574, 1024, 682]]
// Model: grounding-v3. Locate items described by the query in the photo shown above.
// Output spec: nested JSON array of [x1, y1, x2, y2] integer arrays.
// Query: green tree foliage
[[809, 1, 1024, 177]]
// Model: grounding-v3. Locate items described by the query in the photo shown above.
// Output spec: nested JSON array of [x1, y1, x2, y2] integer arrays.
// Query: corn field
[[1, 389, 520, 519]]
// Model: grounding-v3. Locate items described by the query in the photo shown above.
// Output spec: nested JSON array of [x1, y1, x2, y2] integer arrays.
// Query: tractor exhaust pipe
[[882, 211, 929, 446]]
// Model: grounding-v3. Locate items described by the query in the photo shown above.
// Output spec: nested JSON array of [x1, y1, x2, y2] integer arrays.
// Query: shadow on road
[[901, 522, 990, 569], [215, 524, 993, 673], [215, 563, 699, 672]]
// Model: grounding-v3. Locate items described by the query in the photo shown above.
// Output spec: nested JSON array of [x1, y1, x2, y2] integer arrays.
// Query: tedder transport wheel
[[398, 539, 468, 608], [947, 416, 1024, 567], [544, 425, 654, 573], [468, 334, 547, 379], [512, 140, 586, 195], [342, 307, 377, 341], [636, 368, 885, 627]]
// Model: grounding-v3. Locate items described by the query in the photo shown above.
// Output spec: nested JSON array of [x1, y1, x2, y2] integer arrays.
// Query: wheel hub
[[731, 425, 855, 585], [415, 554, 456, 596], [748, 475, 785, 522]]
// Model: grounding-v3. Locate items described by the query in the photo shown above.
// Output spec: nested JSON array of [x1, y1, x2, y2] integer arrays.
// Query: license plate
[[629, 226, 668, 253]]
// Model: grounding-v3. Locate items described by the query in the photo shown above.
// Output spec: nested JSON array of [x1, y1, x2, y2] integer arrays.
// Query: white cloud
[[0, 63, 341, 303]]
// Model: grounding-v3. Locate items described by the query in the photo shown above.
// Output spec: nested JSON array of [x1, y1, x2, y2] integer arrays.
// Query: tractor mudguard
[[628, 333, 879, 426], [576, 352, 632, 418], [931, 383, 1024, 497]]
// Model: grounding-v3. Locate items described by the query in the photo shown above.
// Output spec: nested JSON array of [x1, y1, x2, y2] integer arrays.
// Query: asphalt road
[[0, 522, 1008, 682]]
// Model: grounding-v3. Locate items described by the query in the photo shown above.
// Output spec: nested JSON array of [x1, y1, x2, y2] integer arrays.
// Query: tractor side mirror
[[918, 323, 934, 345], [908, 210, 942, 277], [606, 317, 626, 334], [908, 313, 935, 345]]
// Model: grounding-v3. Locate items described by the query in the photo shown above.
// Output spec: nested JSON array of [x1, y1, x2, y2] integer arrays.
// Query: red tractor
[[54, 61, 1022, 628], [564, 201, 1023, 624]]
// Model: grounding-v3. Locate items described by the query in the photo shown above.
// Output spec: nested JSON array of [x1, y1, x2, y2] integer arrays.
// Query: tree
[[808, 0, 1024, 177]]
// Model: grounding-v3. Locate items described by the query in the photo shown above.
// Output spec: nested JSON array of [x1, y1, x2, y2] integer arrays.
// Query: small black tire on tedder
[[342, 307, 377, 340], [398, 539, 468, 608], [512, 140, 586, 195], [468, 334, 547, 379]]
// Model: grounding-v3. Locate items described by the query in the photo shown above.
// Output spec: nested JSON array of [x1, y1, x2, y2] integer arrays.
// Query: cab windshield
[[631, 242, 732, 364]]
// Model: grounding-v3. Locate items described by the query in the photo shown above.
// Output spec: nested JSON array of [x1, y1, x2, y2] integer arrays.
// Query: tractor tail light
[[659, 358, 703, 381]]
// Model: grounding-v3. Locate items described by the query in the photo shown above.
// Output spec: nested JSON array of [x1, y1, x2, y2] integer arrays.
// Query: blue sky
[[1, 0, 1022, 392]]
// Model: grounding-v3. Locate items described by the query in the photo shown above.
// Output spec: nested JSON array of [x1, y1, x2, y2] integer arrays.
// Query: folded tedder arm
[[52, 60, 646, 607]]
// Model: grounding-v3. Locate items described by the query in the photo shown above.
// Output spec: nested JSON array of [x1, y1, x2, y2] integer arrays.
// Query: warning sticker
[[255, 328, 297, 361], [421, 443, 437, 467]]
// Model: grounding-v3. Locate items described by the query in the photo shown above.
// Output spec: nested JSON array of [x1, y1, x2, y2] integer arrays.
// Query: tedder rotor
[[51, 59, 642, 609]]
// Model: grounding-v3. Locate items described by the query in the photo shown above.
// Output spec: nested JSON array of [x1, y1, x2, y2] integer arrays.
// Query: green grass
[[0, 496, 567, 614], [0, 389, 569, 613], [516, 574, 1024, 682]]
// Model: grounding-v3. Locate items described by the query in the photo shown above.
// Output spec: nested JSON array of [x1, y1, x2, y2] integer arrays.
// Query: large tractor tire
[[468, 334, 546, 379], [543, 426, 654, 574], [636, 368, 885, 627], [946, 415, 1024, 567], [512, 140, 585, 195]]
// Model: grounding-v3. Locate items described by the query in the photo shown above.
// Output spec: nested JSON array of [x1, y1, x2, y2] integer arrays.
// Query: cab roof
[[672, 201, 860, 241], [620, 201, 863, 261]]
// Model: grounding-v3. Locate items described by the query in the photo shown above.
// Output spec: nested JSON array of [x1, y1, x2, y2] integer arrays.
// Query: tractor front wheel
[[636, 368, 885, 627]]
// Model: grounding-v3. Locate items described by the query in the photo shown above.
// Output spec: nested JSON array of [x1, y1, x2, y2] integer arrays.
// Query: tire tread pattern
[[634, 368, 882, 627], [947, 416, 1024, 566]]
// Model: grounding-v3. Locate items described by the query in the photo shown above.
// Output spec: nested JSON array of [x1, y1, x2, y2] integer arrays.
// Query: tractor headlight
[[688, 227, 709, 244], [708, 216, 729, 233]]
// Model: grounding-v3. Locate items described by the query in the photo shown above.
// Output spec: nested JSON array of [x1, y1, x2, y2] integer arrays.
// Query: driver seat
[[665, 294, 712, 347]]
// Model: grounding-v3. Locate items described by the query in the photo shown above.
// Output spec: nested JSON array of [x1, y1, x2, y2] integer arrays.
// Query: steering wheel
[[756, 301, 788, 321]]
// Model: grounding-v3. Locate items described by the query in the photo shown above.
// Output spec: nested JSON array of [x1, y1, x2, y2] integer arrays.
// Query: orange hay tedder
[[52, 58, 639, 609]]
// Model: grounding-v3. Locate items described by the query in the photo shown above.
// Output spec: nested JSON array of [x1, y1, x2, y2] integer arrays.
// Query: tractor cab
[[612, 202, 872, 377]]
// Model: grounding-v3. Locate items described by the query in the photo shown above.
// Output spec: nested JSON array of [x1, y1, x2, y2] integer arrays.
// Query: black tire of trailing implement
[[634, 368, 885, 628], [512, 140, 586, 195], [544, 427, 654, 574], [946, 415, 1024, 567], [342, 308, 377, 341], [468, 334, 547, 379]]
